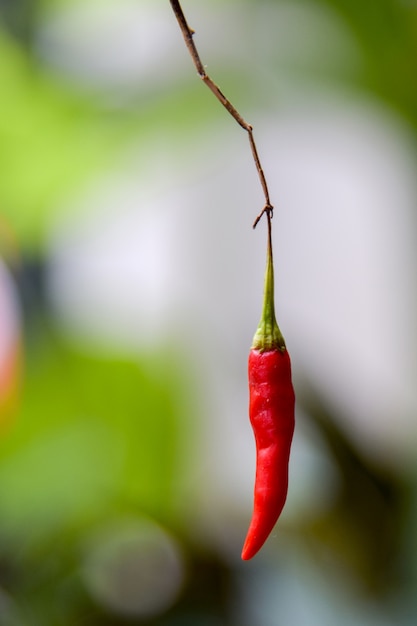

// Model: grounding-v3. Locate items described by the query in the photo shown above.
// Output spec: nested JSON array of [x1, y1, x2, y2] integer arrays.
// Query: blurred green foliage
[[0, 321, 193, 624], [0, 330, 181, 538], [319, 0, 417, 121], [0, 21, 227, 250]]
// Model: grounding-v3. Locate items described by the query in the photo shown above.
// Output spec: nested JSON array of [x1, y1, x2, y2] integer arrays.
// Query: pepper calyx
[[251, 223, 286, 352]]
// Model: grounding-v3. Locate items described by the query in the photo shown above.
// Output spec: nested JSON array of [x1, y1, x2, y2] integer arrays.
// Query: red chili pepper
[[241, 216, 295, 561]]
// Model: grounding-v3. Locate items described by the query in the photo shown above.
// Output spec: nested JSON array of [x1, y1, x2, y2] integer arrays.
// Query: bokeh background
[[0, 0, 417, 623]]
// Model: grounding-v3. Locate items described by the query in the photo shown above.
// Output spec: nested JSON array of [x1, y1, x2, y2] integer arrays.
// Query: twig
[[169, 0, 274, 228]]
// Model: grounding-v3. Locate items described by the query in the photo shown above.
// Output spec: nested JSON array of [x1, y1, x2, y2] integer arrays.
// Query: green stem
[[252, 214, 286, 352]]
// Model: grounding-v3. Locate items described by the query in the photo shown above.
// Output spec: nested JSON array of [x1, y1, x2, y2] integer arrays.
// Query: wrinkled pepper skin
[[241, 348, 295, 561]]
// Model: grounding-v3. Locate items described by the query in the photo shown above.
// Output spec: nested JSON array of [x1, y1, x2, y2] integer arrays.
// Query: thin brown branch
[[169, 0, 274, 228]]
